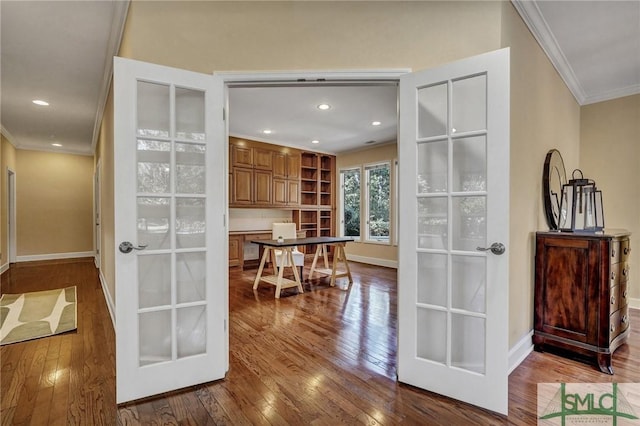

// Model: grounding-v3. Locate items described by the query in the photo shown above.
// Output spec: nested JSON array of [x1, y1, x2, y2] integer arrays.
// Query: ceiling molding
[[15, 144, 94, 157], [511, 0, 587, 105], [582, 83, 640, 105], [90, 0, 130, 154], [0, 125, 19, 148]]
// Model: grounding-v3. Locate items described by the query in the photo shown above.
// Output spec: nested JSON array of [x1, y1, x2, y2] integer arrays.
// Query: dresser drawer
[[610, 285, 620, 313], [611, 240, 621, 263], [621, 239, 631, 262], [610, 306, 630, 341]]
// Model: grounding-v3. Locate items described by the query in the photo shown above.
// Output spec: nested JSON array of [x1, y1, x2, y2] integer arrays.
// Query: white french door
[[397, 48, 510, 414], [113, 57, 227, 404]]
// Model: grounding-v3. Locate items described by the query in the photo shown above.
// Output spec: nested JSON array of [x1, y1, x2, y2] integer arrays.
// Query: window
[[365, 162, 391, 243], [340, 168, 361, 239]]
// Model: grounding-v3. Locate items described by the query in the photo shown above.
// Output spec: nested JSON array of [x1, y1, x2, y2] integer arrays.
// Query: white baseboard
[[345, 254, 398, 269], [16, 251, 95, 263], [99, 269, 116, 328], [629, 298, 640, 310], [508, 330, 534, 375], [0, 262, 9, 275]]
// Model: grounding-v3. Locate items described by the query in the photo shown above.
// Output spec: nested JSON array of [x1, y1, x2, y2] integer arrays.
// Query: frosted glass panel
[[417, 140, 447, 193], [139, 310, 171, 366], [452, 136, 486, 192], [137, 197, 170, 250], [137, 140, 170, 193], [177, 306, 206, 358], [177, 252, 206, 303], [176, 88, 205, 141], [452, 256, 486, 313], [176, 197, 205, 248], [137, 82, 170, 138], [417, 253, 447, 307], [451, 314, 485, 374], [416, 308, 446, 363], [452, 196, 486, 251], [418, 197, 448, 249], [452, 74, 486, 134], [138, 254, 171, 309], [176, 143, 206, 194], [418, 83, 448, 138]]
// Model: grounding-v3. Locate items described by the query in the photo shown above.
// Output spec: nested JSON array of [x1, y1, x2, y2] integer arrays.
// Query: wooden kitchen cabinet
[[229, 235, 243, 268], [533, 230, 631, 374]]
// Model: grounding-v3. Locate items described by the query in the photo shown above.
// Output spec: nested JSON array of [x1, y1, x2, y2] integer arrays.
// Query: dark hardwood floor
[[1, 258, 639, 425]]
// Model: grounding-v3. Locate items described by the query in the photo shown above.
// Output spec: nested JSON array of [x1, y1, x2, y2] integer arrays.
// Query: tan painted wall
[[336, 143, 398, 265], [15, 150, 94, 256], [108, 1, 585, 351], [95, 85, 116, 304], [500, 3, 582, 346], [580, 94, 640, 300], [1, 135, 17, 267], [121, 1, 503, 72]]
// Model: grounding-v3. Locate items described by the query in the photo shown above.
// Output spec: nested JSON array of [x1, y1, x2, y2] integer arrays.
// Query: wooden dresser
[[533, 230, 631, 374]]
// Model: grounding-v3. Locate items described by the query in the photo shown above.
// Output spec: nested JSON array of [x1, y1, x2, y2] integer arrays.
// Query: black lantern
[[558, 169, 604, 232]]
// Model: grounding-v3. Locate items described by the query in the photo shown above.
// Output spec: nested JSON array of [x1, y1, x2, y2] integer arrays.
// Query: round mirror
[[543, 149, 567, 230]]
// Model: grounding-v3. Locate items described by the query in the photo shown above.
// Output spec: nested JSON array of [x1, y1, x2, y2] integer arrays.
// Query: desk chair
[[271, 223, 304, 278]]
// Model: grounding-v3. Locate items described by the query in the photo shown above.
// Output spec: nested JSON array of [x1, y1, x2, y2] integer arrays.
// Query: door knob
[[119, 241, 148, 254], [476, 242, 505, 255]]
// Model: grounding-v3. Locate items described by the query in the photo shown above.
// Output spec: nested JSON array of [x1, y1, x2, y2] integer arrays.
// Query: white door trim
[[7, 168, 16, 264]]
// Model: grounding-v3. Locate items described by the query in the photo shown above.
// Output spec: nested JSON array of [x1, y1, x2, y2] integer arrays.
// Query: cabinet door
[[254, 170, 273, 204], [232, 167, 253, 205], [232, 145, 253, 168], [287, 153, 300, 179], [287, 179, 300, 206], [273, 152, 287, 178], [228, 235, 243, 267], [254, 148, 273, 170], [272, 178, 287, 206]]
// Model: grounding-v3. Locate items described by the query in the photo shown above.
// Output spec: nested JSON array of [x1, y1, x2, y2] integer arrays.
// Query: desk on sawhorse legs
[[251, 236, 354, 298]]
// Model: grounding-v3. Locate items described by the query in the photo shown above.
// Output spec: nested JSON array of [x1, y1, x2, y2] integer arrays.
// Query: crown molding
[[90, 0, 130, 155], [582, 83, 640, 105], [511, 0, 587, 105], [0, 125, 18, 148]]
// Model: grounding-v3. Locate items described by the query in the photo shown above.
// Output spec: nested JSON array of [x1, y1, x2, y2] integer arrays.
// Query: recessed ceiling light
[[263, 129, 272, 134], [51, 143, 62, 147], [311, 140, 320, 144], [317, 104, 331, 110], [372, 121, 381, 126], [32, 99, 49, 106]]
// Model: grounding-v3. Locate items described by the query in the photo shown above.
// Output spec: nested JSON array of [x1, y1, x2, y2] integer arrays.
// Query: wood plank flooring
[[1, 259, 639, 425]]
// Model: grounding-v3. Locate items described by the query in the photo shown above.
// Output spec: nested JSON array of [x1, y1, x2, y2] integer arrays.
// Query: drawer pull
[[624, 247, 630, 255], [611, 323, 616, 332], [622, 315, 629, 325], [611, 271, 616, 280], [612, 249, 616, 258], [623, 268, 629, 277], [610, 296, 616, 305], [623, 290, 628, 298]]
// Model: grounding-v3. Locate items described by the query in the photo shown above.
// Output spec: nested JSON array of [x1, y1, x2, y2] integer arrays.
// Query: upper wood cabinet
[[253, 148, 273, 170], [229, 137, 331, 209], [231, 144, 253, 168]]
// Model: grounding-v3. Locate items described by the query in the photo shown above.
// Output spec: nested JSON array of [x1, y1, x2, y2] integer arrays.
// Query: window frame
[[364, 161, 392, 245], [339, 166, 362, 241]]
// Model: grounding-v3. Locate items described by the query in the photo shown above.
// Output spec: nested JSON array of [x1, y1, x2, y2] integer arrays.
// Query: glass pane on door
[[452, 74, 486, 134]]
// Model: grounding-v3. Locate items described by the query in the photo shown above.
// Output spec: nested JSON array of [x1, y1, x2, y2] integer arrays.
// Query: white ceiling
[[1, 1, 638, 156]]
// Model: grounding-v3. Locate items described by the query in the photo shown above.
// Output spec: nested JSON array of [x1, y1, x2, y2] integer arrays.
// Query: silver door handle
[[476, 242, 505, 255], [119, 241, 148, 254]]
